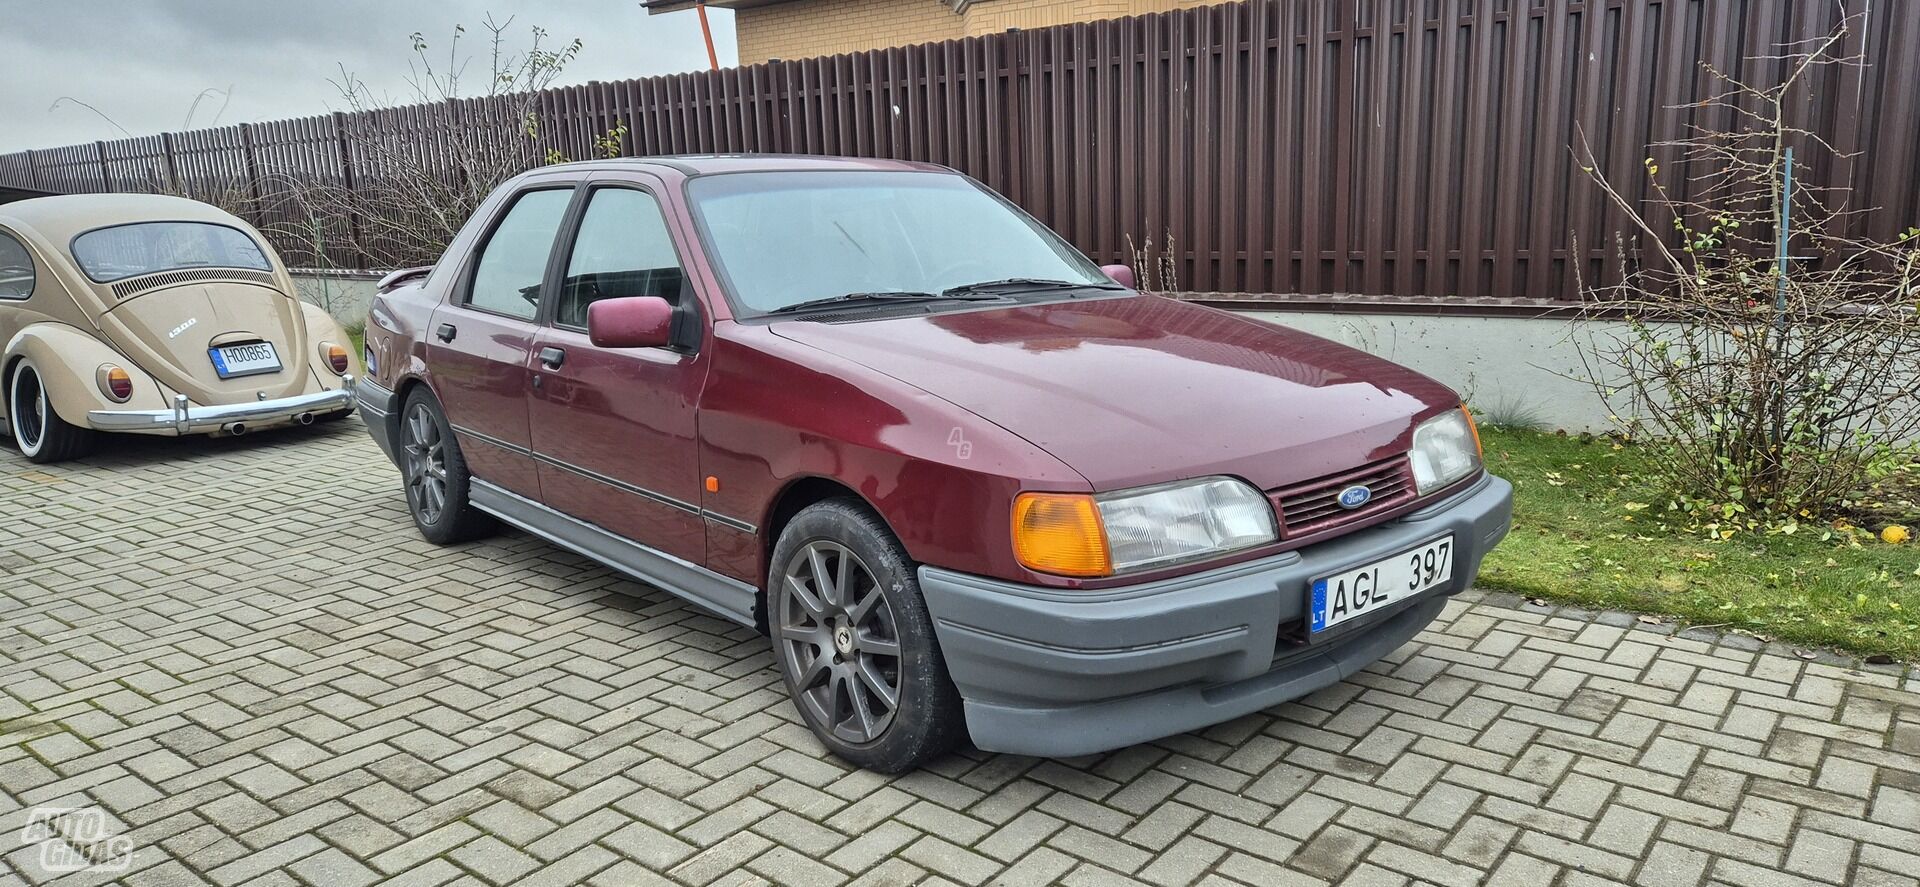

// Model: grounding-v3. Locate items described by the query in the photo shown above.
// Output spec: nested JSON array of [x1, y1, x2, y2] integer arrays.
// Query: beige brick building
[[654, 0, 1234, 65]]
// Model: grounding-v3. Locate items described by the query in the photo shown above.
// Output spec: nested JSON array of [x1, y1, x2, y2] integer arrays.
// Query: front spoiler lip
[[86, 375, 355, 433]]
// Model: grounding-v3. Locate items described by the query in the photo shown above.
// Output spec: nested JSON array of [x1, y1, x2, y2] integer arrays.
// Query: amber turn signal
[[1011, 492, 1112, 577], [1461, 406, 1483, 456], [321, 342, 350, 375], [97, 365, 133, 402]]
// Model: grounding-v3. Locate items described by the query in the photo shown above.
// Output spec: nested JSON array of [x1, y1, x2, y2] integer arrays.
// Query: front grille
[[1272, 454, 1415, 537], [110, 268, 276, 299]]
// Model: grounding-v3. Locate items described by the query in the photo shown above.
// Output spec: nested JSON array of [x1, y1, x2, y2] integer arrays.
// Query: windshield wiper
[[941, 277, 1125, 298], [764, 290, 1005, 315]]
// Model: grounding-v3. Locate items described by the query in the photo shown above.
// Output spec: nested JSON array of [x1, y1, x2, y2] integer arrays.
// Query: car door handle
[[436, 323, 457, 343], [538, 346, 566, 369]]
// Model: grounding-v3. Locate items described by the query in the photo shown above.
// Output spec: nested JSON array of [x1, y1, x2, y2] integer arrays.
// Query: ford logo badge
[[1337, 485, 1373, 509]]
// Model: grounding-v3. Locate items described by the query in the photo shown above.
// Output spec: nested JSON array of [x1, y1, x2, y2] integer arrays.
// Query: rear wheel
[[769, 499, 965, 772], [8, 360, 94, 463], [399, 389, 494, 544]]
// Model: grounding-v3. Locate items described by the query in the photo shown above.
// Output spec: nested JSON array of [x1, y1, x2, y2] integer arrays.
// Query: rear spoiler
[[376, 265, 433, 293]]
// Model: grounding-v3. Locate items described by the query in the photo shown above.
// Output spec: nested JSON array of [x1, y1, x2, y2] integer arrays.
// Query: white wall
[[291, 272, 379, 327], [1241, 310, 1619, 432]]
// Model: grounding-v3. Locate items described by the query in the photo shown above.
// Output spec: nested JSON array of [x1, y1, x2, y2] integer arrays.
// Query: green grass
[[1478, 427, 1920, 661]]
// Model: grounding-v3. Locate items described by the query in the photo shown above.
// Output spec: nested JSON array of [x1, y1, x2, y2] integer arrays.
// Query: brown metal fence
[[2, 0, 1915, 308]]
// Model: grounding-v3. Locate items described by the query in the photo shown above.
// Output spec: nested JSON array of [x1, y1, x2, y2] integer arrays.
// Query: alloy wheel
[[402, 403, 448, 524], [12, 367, 44, 450], [775, 541, 904, 744]]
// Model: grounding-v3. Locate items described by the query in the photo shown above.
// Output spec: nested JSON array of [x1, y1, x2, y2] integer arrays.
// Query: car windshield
[[687, 170, 1113, 314], [70, 221, 271, 283]]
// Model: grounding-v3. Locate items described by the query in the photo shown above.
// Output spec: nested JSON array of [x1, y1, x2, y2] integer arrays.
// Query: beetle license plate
[[209, 342, 281, 379], [1310, 535, 1454, 633]]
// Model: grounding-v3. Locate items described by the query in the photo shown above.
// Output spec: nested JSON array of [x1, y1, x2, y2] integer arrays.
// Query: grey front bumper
[[918, 472, 1514, 758], [88, 376, 355, 434]]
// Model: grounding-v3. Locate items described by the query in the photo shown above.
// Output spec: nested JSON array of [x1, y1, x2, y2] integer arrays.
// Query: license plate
[[1310, 535, 1454, 633], [209, 342, 281, 379]]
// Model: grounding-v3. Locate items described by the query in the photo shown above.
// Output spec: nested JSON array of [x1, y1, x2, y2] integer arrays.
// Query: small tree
[[276, 15, 588, 270], [1574, 12, 1920, 526]]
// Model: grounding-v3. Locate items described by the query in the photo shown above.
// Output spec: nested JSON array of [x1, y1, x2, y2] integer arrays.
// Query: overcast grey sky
[[0, 1, 739, 153]]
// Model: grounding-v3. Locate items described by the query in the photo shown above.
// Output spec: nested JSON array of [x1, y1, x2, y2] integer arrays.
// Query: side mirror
[[1099, 264, 1137, 289], [587, 296, 675, 348]]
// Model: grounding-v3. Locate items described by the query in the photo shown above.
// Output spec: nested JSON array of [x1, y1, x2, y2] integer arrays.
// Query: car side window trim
[[454, 184, 582, 322], [544, 179, 703, 352], [0, 230, 33, 301]]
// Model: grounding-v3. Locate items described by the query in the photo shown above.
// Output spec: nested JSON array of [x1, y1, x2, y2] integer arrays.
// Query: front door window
[[555, 188, 686, 330]]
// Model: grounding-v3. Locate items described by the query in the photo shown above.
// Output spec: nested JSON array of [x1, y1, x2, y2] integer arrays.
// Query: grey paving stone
[[0, 426, 1913, 886]]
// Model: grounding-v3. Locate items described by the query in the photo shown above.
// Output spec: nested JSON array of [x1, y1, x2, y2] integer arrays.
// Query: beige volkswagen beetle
[[0, 194, 359, 462]]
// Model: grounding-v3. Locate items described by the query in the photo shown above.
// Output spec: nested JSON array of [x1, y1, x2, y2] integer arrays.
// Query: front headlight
[[1410, 408, 1483, 495], [1013, 477, 1277, 577]]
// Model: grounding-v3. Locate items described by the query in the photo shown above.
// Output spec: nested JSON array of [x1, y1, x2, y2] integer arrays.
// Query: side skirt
[[468, 478, 760, 629]]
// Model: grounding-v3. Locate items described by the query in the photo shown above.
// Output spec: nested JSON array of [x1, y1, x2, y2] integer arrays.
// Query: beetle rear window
[[71, 222, 271, 283]]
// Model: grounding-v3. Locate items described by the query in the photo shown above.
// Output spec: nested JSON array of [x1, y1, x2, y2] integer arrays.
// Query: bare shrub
[[1125, 231, 1179, 293], [274, 15, 588, 270], [1574, 13, 1920, 526]]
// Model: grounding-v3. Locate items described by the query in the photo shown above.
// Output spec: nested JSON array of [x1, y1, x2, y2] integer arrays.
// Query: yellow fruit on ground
[[1881, 525, 1911, 545]]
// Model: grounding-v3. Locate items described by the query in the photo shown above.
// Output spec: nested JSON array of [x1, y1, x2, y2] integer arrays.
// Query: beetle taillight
[[98, 366, 133, 402], [321, 343, 349, 375]]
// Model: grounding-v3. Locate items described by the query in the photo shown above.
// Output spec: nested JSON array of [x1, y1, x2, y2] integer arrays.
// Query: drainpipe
[[695, 0, 719, 70], [640, 0, 721, 70]]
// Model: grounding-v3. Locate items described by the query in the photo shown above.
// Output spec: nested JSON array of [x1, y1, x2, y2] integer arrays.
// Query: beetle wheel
[[8, 360, 94, 463]]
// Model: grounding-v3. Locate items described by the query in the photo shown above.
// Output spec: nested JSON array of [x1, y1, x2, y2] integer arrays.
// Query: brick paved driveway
[[2, 424, 1917, 887]]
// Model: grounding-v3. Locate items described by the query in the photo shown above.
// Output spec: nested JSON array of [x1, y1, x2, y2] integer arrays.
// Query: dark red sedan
[[356, 155, 1512, 772]]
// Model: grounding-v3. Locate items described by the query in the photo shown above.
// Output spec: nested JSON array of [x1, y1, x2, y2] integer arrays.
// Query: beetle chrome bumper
[[87, 376, 356, 434]]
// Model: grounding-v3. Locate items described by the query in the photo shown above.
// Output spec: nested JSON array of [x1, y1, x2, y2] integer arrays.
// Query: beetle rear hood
[[99, 282, 313, 405], [768, 296, 1463, 491]]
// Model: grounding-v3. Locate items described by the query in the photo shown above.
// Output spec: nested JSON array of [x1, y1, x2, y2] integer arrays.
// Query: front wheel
[[768, 499, 965, 772], [8, 359, 94, 463]]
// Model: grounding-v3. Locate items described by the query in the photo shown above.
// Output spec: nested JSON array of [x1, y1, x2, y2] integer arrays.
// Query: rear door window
[[466, 188, 573, 320], [0, 231, 31, 299], [555, 187, 685, 329]]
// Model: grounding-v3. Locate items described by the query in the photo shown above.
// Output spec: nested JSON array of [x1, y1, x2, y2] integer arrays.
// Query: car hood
[[768, 295, 1462, 491], [98, 281, 315, 405]]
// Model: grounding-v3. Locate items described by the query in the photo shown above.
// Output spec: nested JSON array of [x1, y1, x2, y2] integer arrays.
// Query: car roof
[[549, 154, 953, 177], [0, 193, 249, 245]]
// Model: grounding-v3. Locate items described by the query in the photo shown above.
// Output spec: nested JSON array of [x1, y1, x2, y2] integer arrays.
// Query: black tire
[[768, 498, 966, 773], [397, 389, 495, 544], [8, 359, 95, 464]]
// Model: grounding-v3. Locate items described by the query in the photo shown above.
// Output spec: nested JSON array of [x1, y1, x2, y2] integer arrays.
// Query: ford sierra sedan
[[355, 155, 1512, 772], [1, 194, 359, 462]]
